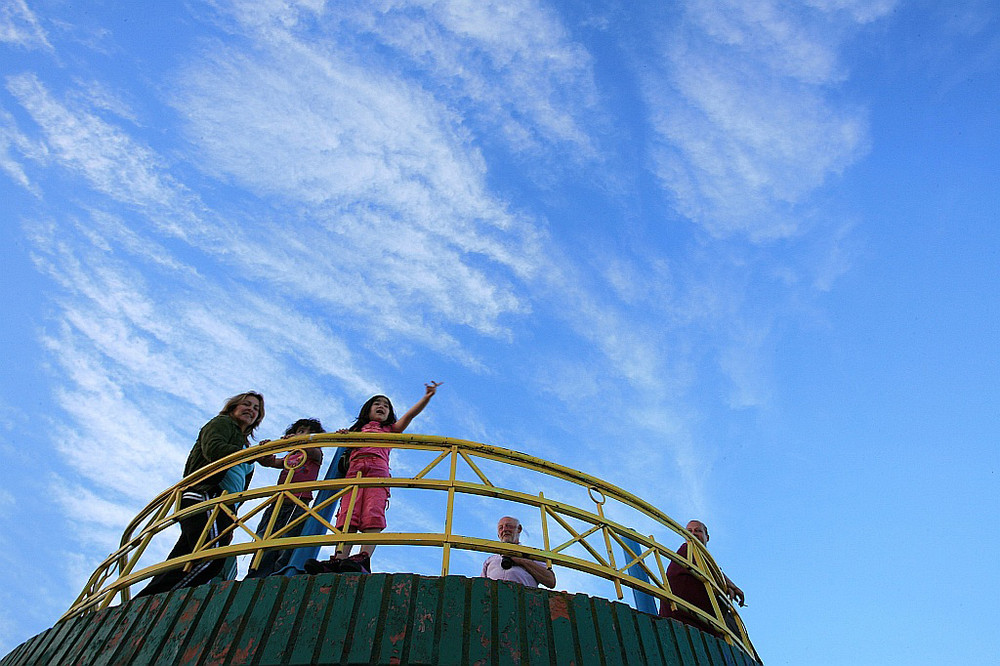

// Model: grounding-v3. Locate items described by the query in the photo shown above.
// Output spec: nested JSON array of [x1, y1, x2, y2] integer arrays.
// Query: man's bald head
[[685, 520, 709, 545]]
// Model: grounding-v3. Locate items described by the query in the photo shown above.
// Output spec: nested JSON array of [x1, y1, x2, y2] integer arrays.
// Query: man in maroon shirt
[[658, 520, 744, 637]]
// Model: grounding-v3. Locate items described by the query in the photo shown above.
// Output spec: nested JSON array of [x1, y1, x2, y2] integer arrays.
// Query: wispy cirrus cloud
[[5, 72, 207, 243], [220, 0, 599, 157], [8, 57, 544, 359], [0, 105, 46, 194], [0, 0, 52, 51], [346, 0, 600, 155], [807, 0, 896, 24], [168, 35, 550, 352], [644, 0, 892, 239], [7, 73, 168, 205]]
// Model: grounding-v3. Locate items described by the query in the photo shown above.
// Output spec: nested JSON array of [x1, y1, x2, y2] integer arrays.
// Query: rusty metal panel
[[687, 623, 716, 666], [98, 594, 153, 664], [634, 609, 666, 665], [593, 597, 624, 665], [408, 575, 441, 664], [346, 574, 385, 664], [544, 592, 574, 665], [284, 576, 332, 664], [467, 576, 494, 665], [201, 577, 261, 665], [153, 583, 212, 665], [312, 573, 354, 663], [36, 612, 82, 663], [436, 574, 467, 666], [258, 572, 310, 663], [129, 587, 193, 664], [377, 573, 415, 664], [222, 576, 279, 665], [110, 593, 169, 665], [656, 616, 691, 666], [494, 578, 520, 666], [76, 604, 130, 666], [612, 600, 646, 665], [521, 586, 553, 665], [174, 582, 233, 665], [3, 573, 758, 665], [572, 592, 603, 666]]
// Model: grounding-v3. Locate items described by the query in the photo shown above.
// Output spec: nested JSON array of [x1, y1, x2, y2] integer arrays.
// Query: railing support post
[[441, 445, 458, 577]]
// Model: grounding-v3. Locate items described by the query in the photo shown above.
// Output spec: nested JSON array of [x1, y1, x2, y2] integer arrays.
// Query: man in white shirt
[[481, 516, 556, 588]]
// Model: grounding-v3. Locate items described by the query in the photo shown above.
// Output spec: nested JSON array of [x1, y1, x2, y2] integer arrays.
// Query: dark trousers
[[246, 502, 308, 578], [136, 491, 233, 597]]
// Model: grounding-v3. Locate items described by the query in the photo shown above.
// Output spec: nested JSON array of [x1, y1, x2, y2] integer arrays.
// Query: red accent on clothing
[[336, 456, 391, 531], [352, 421, 393, 464], [658, 542, 722, 637], [275, 449, 322, 501]]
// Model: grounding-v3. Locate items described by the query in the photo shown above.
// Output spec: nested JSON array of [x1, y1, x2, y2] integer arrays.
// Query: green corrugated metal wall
[[1, 573, 758, 665]]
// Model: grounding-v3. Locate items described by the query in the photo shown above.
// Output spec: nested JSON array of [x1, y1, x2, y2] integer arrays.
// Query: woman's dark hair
[[348, 395, 396, 431], [284, 418, 324, 436], [219, 391, 265, 437]]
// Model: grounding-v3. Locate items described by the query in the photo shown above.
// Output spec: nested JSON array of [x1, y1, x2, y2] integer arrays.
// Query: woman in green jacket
[[136, 391, 264, 597]]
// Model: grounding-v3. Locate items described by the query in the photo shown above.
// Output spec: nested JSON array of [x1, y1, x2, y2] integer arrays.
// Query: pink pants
[[336, 458, 390, 531]]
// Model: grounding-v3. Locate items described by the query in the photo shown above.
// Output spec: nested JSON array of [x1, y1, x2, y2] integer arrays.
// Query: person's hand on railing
[[253, 439, 280, 467]]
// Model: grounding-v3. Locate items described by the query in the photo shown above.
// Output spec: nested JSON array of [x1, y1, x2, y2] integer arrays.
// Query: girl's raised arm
[[392, 381, 442, 433]]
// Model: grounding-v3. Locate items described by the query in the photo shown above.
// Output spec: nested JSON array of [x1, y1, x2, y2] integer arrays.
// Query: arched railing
[[63, 433, 758, 660]]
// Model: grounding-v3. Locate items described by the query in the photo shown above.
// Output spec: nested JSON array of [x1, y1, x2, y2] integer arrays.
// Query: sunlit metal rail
[[64, 433, 758, 660]]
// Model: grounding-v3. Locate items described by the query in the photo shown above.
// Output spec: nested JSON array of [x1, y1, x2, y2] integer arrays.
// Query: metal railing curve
[[64, 433, 759, 660]]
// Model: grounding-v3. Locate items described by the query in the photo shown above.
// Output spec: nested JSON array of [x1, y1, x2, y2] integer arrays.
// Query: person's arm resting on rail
[[511, 556, 556, 588]]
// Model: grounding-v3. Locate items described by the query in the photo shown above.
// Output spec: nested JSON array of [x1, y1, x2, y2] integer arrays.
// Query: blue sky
[[1, 0, 997, 663]]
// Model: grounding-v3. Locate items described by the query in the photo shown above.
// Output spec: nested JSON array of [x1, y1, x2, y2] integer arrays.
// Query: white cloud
[[6, 72, 204, 243], [684, 0, 846, 84], [51, 483, 139, 547], [8, 55, 542, 361], [0, 105, 43, 194], [222, 0, 599, 156], [11, 54, 562, 568], [7, 73, 166, 205], [0, 0, 52, 51], [168, 36, 548, 349], [644, 0, 889, 239], [68, 77, 141, 124], [361, 0, 599, 154], [22, 211, 373, 518], [806, 0, 898, 24]]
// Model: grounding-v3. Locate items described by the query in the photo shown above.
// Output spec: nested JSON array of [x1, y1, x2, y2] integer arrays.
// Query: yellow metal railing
[[64, 433, 758, 659]]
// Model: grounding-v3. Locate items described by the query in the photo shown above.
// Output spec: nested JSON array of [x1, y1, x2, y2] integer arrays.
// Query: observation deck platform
[[2, 433, 760, 665]]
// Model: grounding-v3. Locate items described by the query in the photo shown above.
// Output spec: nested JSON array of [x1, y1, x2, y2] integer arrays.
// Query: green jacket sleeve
[[199, 415, 246, 462]]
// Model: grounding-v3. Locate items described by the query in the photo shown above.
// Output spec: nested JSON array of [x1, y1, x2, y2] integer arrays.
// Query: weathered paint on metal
[[130, 586, 195, 664], [406, 576, 439, 664], [2, 574, 761, 665]]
